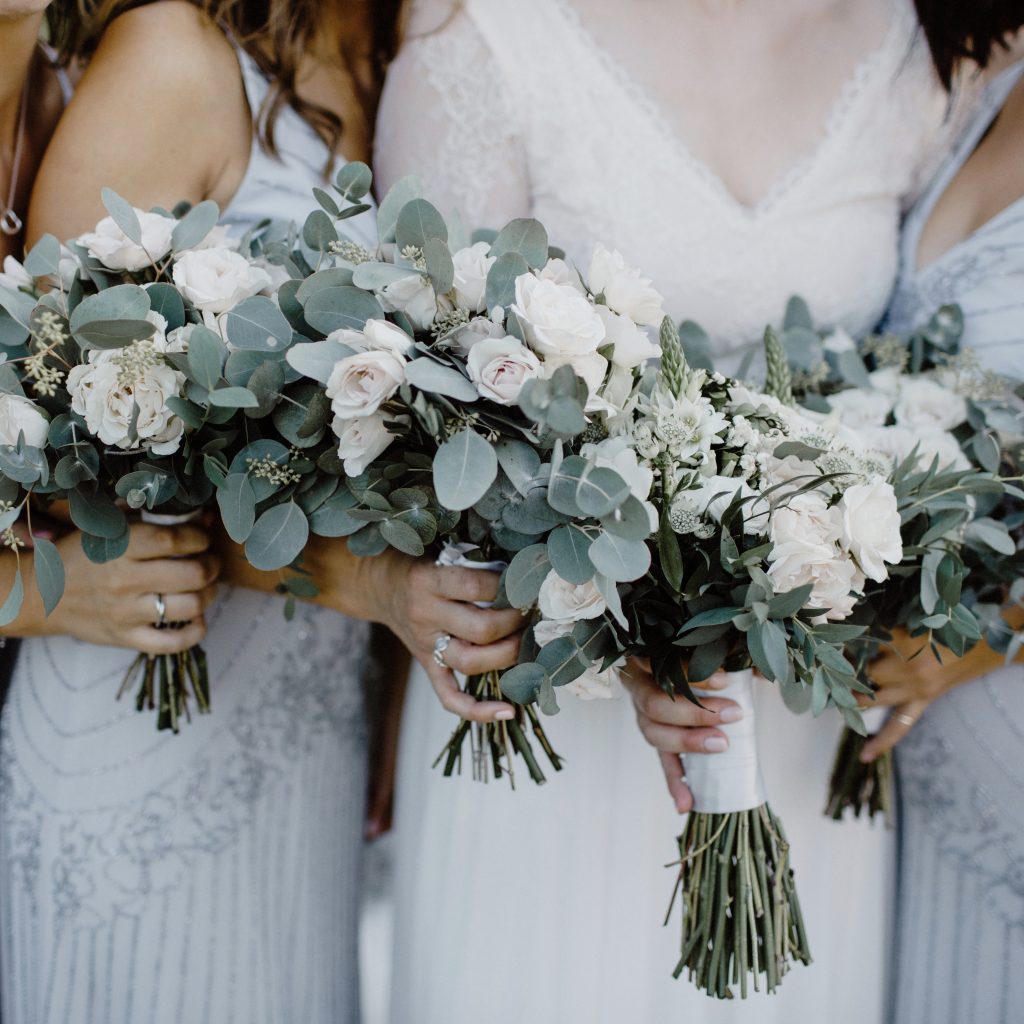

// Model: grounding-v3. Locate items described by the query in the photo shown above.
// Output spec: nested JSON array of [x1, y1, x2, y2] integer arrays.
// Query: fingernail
[[719, 706, 744, 724], [495, 710, 515, 721], [860, 749, 876, 764], [704, 737, 728, 752]]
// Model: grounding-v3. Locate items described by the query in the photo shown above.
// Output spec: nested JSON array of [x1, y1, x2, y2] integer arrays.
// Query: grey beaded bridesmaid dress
[[0, 44, 373, 1024], [884, 61, 1024, 1024]]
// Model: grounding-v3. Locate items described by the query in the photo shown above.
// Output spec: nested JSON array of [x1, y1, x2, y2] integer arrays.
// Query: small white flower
[[79, 210, 176, 271], [466, 336, 542, 405], [326, 349, 406, 420], [587, 244, 664, 326], [451, 242, 495, 312], [0, 394, 48, 448], [537, 572, 606, 622], [172, 247, 272, 314], [333, 412, 405, 476], [512, 274, 606, 358]]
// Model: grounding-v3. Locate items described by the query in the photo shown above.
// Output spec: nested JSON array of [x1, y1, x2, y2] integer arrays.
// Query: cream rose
[[326, 349, 405, 420], [565, 661, 622, 701], [766, 537, 864, 621], [172, 247, 272, 314], [0, 394, 49, 449], [512, 274, 606, 358], [838, 480, 903, 582], [79, 210, 175, 272], [537, 572, 607, 622], [541, 350, 610, 410], [451, 242, 495, 312], [536, 257, 586, 293], [466, 336, 542, 405], [333, 412, 404, 476], [587, 245, 664, 326]]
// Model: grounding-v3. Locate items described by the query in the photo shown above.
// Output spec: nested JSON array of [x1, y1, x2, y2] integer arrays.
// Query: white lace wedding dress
[[374, 2, 966, 1020]]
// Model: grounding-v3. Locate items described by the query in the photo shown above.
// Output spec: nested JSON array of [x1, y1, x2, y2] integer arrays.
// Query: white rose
[[596, 305, 661, 368], [771, 491, 842, 548], [326, 349, 405, 420], [565, 661, 623, 701], [540, 349, 610, 411], [536, 257, 586, 293], [79, 210, 176, 272], [67, 345, 186, 455], [450, 315, 506, 356], [253, 258, 293, 294], [533, 618, 574, 647], [0, 394, 48, 448], [826, 388, 893, 431], [587, 245, 664, 326], [893, 376, 968, 432], [378, 273, 437, 330], [0, 255, 31, 291], [327, 319, 414, 358], [172, 247, 272, 314], [451, 242, 495, 312], [822, 328, 857, 354], [868, 366, 903, 399], [838, 480, 903, 582], [916, 429, 970, 471], [466, 336, 542, 405], [766, 537, 864, 621], [512, 274, 606, 358], [537, 572, 607, 622], [333, 412, 405, 476], [700, 474, 769, 534]]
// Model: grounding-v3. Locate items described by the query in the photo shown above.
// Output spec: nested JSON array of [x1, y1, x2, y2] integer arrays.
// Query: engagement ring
[[154, 593, 167, 629], [433, 633, 453, 668]]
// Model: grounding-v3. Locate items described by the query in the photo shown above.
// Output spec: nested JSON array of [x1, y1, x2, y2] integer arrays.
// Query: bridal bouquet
[[765, 299, 1024, 820], [279, 163, 663, 784], [0, 190, 329, 730]]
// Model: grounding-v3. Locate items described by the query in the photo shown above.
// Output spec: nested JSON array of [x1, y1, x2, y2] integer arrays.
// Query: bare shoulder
[[85, 2, 241, 104]]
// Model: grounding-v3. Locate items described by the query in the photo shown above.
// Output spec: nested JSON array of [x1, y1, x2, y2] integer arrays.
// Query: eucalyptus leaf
[[489, 219, 548, 269], [32, 536, 65, 616], [495, 439, 542, 496], [334, 160, 373, 201], [536, 636, 587, 686], [576, 466, 629, 517], [588, 532, 651, 582], [74, 318, 155, 350], [187, 325, 224, 390], [547, 525, 595, 585], [380, 518, 425, 556], [245, 502, 310, 571], [432, 429, 497, 511], [81, 528, 130, 564], [498, 662, 548, 704], [217, 473, 257, 543], [171, 200, 220, 252], [223, 295, 293, 352], [395, 198, 448, 251], [23, 234, 62, 278], [0, 568, 23, 627], [100, 188, 142, 243], [423, 237, 455, 295], [208, 386, 259, 409], [485, 252, 529, 313], [404, 357, 478, 401], [303, 286, 383, 335], [504, 544, 551, 609], [69, 488, 127, 539], [285, 337, 353, 384], [145, 283, 186, 330], [376, 175, 422, 243]]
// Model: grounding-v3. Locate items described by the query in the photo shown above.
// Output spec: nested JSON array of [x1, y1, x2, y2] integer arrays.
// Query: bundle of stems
[[669, 805, 811, 998], [434, 669, 563, 786], [119, 647, 210, 733], [825, 727, 893, 824]]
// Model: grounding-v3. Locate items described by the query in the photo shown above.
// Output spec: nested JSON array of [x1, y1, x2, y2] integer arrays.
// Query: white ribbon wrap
[[436, 542, 507, 608], [861, 705, 887, 735], [682, 669, 767, 813]]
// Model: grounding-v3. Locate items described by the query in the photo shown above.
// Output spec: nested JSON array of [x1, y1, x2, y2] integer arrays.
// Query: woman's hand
[[622, 659, 743, 813], [859, 627, 1018, 762], [7, 522, 220, 654]]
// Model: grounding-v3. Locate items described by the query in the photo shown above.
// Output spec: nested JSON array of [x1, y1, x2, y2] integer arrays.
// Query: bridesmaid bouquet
[[765, 299, 1024, 820], [0, 189, 328, 730], [277, 163, 664, 785]]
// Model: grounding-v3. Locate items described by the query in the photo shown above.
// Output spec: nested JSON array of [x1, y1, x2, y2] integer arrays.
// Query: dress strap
[[38, 42, 74, 105]]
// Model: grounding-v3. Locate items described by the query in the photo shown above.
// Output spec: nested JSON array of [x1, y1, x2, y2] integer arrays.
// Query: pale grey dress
[[884, 61, 1024, 1024], [0, 46, 374, 1024]]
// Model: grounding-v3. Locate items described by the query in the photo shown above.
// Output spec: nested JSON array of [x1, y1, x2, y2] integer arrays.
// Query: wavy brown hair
[[46, 0, 406, 155]]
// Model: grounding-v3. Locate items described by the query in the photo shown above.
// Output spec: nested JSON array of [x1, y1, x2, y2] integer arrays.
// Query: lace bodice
[[376, 0, 967, 370]]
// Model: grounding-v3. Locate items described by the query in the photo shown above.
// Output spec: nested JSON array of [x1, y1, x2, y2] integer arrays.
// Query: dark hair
[[46, 1, 406, 155], [914, 0, 1024, 88]]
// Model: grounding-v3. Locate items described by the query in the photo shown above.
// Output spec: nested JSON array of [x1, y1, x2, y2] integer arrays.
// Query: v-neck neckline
[[550, 0, 911, 218]]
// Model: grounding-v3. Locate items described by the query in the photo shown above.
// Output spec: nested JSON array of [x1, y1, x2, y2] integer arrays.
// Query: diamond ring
[[154, 593, 167, 629], [433, 633, 453, 668]]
